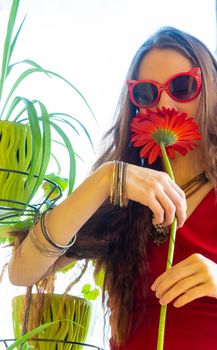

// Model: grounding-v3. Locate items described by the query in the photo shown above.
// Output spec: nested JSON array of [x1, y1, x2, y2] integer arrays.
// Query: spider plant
[[0, 0, 93, 227]]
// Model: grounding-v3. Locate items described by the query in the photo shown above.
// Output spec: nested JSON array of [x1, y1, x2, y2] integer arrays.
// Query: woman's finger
[[151, 255, 198, 291], [164, 188, 187, 227], [144, 194, 165, 225], [167, 178, 187, 211], [154, 191, 176, 226], [158, 274, 203, 305], [173, 284, 207, 307]]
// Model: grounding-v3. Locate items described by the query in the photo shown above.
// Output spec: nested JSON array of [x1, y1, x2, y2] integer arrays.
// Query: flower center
[[153, 128, 176, 145]]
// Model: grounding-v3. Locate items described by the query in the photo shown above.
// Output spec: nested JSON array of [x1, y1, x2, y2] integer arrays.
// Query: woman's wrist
[[38, 161, 114, 243], [96, 161, 114, 198]]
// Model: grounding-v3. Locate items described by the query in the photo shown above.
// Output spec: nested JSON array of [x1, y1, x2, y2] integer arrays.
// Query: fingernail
[[173, 300, 180, 308]]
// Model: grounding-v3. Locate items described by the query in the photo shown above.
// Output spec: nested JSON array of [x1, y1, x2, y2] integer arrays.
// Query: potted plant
[[12, 260, 103, 350], [0, 0, 101, 348], [0, 0, 93, 232]]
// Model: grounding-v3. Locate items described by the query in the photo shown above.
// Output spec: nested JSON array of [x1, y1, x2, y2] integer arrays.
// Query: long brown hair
[[66, 27, 217, 346], [11, 27, 217, 346]]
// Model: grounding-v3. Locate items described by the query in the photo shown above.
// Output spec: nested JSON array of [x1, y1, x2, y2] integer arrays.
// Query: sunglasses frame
[[127, 67, 202, 109]]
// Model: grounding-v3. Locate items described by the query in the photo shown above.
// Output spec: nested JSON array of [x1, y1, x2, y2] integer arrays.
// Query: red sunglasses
[[127, 67, 201, 109]]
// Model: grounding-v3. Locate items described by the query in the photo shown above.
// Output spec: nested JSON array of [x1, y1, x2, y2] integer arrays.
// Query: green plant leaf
[[49, 115, 80, 136], [6, 319, 78, 350], [29, 100, 51, 199], [59, 260, 77, 273], [50, 152, 61, 174], [49, 120, 76, 194], [6, 16, 27, 77], [0, 0, 20, 100], [49, 112, 94, 149], [39, 69, 96, 120], [9, 98, 51, 203], [51, 141, 84, 163], [0, 68, 37, 118], [6, 321, 60, 350], [44, 173, 68, 191], [81, 283, 100, 301], [81, 283, 91, 293], [14, 108, 85, 196], [94, 268, 105, 289], [15, 98, 42, 195], [42, 173, 68, 200], [14, 111, 93, 153], [0, 236, 15, 245], [8, 59, 51, 77], [1, 66, 95, 120], [3, 95, 25, 121]]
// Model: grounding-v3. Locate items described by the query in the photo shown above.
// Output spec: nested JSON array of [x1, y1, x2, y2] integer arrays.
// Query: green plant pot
[[12, 293, 92, 350], [0, 121, 30, 208], [0, 121, 39, 214]]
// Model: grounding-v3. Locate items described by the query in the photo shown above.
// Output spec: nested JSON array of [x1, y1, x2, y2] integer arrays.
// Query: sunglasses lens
[[132, 82, 158, 107], [169, 75, 198, 100]]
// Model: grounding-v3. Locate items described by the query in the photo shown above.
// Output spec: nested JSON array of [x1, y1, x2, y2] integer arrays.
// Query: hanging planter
[[0, 0, 93, 233], [1, 1, 96, 347], [12, 294, 92, 350]]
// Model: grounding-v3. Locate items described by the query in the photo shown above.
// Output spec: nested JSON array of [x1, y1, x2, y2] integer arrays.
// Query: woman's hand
[[151, 253, 217, 307], [126, 164, 186, 228]]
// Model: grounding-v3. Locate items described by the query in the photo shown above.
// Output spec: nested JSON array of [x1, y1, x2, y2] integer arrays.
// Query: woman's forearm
[[8, 162, 113, 286], [8, 159, 188, 286]]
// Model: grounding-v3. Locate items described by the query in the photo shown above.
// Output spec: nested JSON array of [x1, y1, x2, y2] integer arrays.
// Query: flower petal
[[130, 106, 201, 164]]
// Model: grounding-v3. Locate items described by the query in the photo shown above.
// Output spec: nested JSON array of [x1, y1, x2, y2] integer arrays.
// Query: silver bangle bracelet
[[29, 227, 67, 257], [41, 208, 77, 250], [110, 161, 128, 207]]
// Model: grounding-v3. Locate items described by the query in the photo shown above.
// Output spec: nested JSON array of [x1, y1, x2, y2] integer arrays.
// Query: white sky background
[[0, 0, 216, 347]]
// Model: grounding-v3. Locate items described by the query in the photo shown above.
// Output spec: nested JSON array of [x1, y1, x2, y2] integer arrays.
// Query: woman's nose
[[156, 90, 177, 109]]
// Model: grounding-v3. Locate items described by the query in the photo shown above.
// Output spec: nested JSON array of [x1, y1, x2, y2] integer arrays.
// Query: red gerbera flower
[[130, 106, 202, 350], [130, 107, 201, 164]]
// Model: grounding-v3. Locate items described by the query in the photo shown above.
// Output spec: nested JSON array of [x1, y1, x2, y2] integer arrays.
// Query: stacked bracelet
[[40, 209, 77, 249], [29, 208, 77, 257], [29, 227, 67, 257], [110, 161, 128, 207]]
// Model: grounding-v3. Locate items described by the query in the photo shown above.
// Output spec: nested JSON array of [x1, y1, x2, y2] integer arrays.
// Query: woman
[[8, 27, 217, 349]]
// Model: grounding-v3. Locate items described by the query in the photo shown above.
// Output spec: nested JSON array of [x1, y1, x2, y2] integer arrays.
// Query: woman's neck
[[167, 148, 204, 187]]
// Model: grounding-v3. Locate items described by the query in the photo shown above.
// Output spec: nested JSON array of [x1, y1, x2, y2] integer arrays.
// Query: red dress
[[111, 189, 217, 350]]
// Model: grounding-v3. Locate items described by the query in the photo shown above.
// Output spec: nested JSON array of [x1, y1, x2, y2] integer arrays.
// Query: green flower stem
[[157, 143, 177, 350], [160, 142, 175, 181]]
